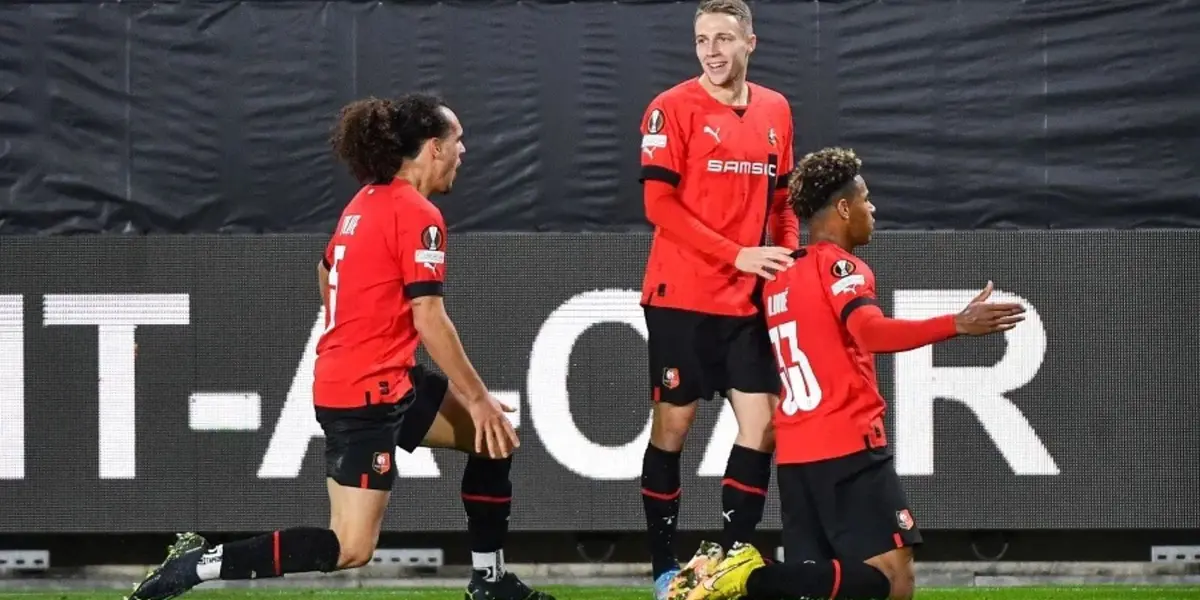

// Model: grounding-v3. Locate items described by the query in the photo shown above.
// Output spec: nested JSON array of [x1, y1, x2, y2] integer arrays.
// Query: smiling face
[[693, 1, 756, 89], [842, 175, 876, 246]]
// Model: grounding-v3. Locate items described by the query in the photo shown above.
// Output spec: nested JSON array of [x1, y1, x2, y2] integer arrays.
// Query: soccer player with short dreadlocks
[[673, 147, 1026, 600]]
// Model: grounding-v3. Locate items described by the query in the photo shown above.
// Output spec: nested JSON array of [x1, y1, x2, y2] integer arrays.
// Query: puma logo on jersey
[[703, 125, 721, 143], [415, 250, 443, 275], [831, 274, 866, 296], [642, 134, 667, 159]]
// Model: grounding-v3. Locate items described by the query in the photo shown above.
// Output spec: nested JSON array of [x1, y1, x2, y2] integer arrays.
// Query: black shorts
[[778, 447, 922, 563], [644, 305, 780, 406], [314, 365, 447, 491]]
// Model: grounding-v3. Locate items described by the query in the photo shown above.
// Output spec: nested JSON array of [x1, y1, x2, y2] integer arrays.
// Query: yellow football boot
[[686, 542, 766, 600], [666, 540, 725, 600]]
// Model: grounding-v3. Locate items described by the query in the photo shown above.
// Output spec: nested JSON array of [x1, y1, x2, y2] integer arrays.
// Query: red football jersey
[[313, 179, 447, 409], [761, 242, 889, 464], [639, 79, 796, 317]]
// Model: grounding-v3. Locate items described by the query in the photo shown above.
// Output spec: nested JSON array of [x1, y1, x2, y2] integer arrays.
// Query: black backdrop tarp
[[2, 0, 1199, 234]]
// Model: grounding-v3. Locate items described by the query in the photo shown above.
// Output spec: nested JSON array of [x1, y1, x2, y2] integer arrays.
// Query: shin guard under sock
[[641, 443, 682, 578], [200, 527, 340, 581], [720, 444, 772, 550], [462, 455, 513, 582]]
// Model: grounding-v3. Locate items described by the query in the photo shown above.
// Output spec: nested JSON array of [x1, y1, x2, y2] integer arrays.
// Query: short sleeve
[[638, 94, 687, 187], [819, 253, 878, 324], [322, 239, 334, 270], [324, 213, 355, 268], [398, 203, 448, 299]]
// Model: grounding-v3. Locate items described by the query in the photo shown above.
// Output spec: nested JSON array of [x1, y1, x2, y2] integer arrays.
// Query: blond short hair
[[695, 0, 753, 31]]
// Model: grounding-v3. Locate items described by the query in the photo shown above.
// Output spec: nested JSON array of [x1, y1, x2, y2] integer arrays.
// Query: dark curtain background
[[2, 0, 1198, 234]]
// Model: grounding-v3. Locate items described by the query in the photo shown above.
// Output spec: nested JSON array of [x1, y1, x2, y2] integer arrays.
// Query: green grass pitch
[[3, 587, 1200, 600]]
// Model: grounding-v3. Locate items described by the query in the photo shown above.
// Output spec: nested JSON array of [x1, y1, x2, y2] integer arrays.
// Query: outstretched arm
[[845, 304, 958, 353]]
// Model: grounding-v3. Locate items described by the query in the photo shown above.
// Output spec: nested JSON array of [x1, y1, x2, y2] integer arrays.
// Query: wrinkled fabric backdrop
[[2, 0, 1198, 234]]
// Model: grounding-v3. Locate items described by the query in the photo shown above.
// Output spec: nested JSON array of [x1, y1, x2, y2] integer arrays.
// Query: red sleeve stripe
[[639, 165, 682, 187]]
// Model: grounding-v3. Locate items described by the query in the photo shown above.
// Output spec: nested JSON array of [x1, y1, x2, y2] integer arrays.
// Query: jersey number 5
[[324, 244, 346, 334], [768, 320, 823, 415]]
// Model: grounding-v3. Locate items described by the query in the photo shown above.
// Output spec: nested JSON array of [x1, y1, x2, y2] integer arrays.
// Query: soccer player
[[674, 147, 1027, 600], [637, 0, 801, 596], [127, 94, 555, 600]]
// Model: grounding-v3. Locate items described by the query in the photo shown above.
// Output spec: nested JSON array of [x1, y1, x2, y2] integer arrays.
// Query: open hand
[[734, 246, 795, 280], [467, 394, 520, 459], [954, 281, 1027, 336]]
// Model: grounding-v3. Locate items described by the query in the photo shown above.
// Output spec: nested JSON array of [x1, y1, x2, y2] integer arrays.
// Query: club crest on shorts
[[646, 108, 665, 134], [896, 509, 915, 531], [831, 259, 856, 278], [662, 367, 680, 390], [421, 225, 444, 251], [372, 452, 392, 475]]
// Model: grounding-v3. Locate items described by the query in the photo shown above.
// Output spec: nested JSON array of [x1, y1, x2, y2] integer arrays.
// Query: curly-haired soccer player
[[128, 94, 554, 600], [673, 147, 1026, 600]]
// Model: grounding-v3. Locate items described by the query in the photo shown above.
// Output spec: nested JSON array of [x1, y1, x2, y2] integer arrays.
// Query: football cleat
[[126, 533, 208, 600], [654, 566, 681, 600], [465, 570, 556, 600], [686, 542, 766, 600], [665, 540, 725, 600]]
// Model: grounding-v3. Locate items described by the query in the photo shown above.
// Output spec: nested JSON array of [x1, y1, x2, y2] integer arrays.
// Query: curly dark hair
[[788, 147, 862, 219], [330, 93, 453, 185]]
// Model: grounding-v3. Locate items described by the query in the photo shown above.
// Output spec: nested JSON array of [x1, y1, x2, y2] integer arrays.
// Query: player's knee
[[886, 562, 915, 600], [651, 403, 696, 451], [734, 421, 774, 452], [732, 409, 775, 451], [438, 408, 477, 454], [650, 426, 687, 452], [867, 550, 915, 600], [335, 538, 376, 569], [893, 574, 916, 599], [449, 432, 476, 454], [328, 524, 379, 570]]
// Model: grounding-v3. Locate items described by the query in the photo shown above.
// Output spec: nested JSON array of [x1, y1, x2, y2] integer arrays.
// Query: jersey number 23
[[768, 320, 823, 415]]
